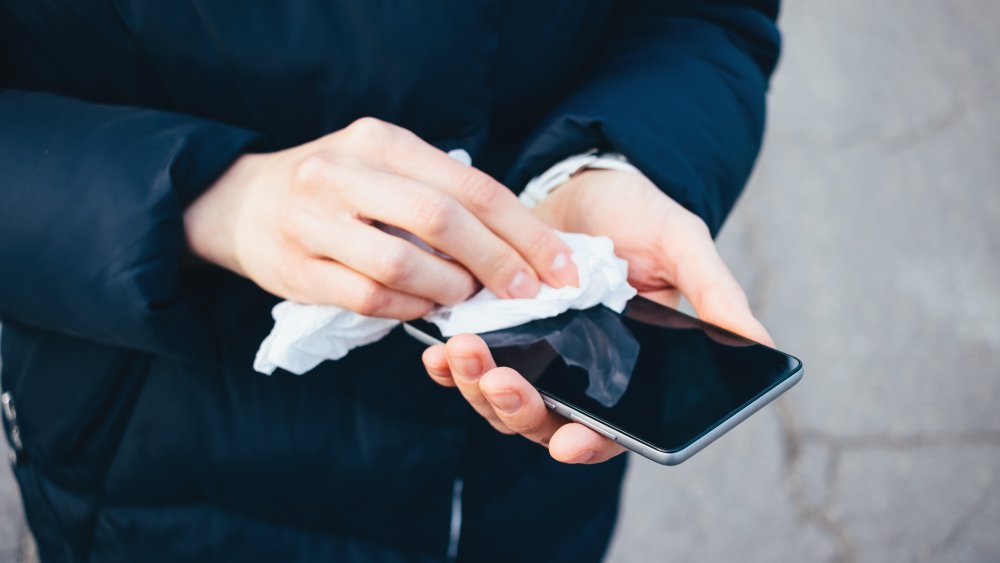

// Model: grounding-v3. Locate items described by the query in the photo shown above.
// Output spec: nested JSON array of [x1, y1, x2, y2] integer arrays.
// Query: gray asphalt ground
[[606, 1, 1000, 561], [1, 1, 998, 562]]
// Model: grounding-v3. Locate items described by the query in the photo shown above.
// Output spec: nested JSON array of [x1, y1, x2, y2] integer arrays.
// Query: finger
[[445, 334, 514, 434], [295, 213, 477, 305], [639, 288, 681, 309], [385, 145, 580, 289], [548, 423, 627, 465], [422, 345, 456, 387], [336, 167, 544, 299], [290, 258, 435, 319], [478, 367, 565, 446], [665, 223, 774, 346], [331, 119, 577, 288]]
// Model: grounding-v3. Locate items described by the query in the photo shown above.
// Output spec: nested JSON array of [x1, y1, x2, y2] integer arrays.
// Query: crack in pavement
[[774, 399, 858, 563], [735, 139, 1000, 563], [922, 487, 994, 562], [734, 200, 857, 562], [776, 419, 1000, 563], [798, 429, 1000, 451], [878, 100, 967, 154]]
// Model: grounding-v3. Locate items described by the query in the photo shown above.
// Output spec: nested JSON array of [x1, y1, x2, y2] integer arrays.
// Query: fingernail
[[550, 252, 579, 287], [451, 354, 482, 381], [485, 390, 522, 415], [507, 270, 539, 298], [572, 451, 595, 464]]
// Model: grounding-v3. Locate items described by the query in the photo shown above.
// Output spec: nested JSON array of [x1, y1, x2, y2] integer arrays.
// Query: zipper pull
[[1, 391, 22, 463]]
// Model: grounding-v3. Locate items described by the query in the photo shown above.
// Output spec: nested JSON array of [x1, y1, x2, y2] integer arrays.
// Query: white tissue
[[253, 232, 637, 375], [254, 304, 399, 375], [425, 232, 636, 336]]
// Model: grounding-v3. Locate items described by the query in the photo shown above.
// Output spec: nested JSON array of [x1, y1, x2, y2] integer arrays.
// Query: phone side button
[[542, 399, 557, 410], [569, 413, 617, 441]]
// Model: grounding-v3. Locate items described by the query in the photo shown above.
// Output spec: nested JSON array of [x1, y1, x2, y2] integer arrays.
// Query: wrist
[[521, 151, 645, 233], [531, 169, 629, 233], [183, 152, 262, 275]]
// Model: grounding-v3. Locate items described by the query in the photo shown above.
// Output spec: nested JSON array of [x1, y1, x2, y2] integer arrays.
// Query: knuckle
[[410, 299, 436, 320], [680, 210, 711, 238], [394, 297, 435, 322], [412, 193, 456, 237], [442, 271, 479, 305], [293, 153, 334, 189], [352, 282, 391, 316], [373, 244, 414, 286], [460, 173, 504, 214], [342, 117, 404, 152], [524, 227, 558, 262], [346, 116, 387, 137], [485, 248, 523, 280]]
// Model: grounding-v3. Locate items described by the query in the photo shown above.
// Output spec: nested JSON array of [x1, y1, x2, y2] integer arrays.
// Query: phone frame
[[403, 303, 803, 466]]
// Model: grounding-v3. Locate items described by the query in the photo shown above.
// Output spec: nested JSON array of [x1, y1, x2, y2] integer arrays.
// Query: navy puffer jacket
[[0, 1, 780, 561]]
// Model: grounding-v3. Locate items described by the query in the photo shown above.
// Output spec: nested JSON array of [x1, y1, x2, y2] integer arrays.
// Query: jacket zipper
[[1, 391, 22, 465], [447, 476, 463, 561]]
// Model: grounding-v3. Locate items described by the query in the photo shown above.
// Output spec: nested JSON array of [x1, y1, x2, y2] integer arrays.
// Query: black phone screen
[[407, 296, 801, 453]]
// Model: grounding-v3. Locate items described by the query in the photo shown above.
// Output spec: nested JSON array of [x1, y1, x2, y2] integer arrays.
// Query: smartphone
[[404, 296, 803, 465]]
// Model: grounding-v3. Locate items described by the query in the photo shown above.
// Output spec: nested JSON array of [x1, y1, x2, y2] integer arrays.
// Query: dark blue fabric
[[0, 1, 779, 562]]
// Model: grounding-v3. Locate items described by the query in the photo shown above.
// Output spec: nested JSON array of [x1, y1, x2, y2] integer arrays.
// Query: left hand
[[422, 169, 773, 464]]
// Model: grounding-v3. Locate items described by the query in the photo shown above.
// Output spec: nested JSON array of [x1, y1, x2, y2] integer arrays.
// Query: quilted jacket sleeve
[[0, 88, 262, 361], [507, 0, 781, 235]]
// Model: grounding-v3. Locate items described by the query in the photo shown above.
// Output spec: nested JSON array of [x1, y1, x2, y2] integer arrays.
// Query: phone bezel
[[538, 356, 802, 465], [403, 300, 804, 466]]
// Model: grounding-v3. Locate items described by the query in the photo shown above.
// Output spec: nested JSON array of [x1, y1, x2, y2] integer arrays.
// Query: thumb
[[666, 228, 774, 347], [689, 281, 774, 347]]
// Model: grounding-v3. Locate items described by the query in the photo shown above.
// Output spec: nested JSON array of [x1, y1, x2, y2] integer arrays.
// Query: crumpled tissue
[[253, 232, 637, 375]]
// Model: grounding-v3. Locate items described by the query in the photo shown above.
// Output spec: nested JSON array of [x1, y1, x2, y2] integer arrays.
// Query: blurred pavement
[[2, 1, 999, 562], [607, 1, 1000, 562]]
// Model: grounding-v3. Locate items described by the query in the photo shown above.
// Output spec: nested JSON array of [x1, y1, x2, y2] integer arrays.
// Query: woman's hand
[[423, 334, 628, 464], [183, 117, 578, 319], [423, 168, 772, 465], [534, 169, 772, 345]]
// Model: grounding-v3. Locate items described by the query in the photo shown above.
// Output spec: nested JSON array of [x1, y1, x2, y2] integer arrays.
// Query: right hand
[[183, 117, 579, 319]]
